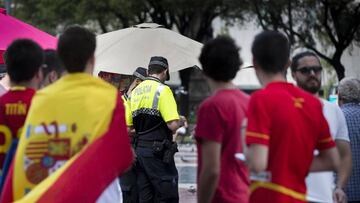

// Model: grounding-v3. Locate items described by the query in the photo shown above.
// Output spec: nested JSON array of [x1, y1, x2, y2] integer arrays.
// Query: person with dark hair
[[0, 26, 133, 203], [0, 39, 44, 189], [291, 51, 351, 203], [41, 49, 65, 87], [290, 51, 319, 73], [57, 25, 96, 73], [121, 67, 147, 203], [199, 36, 242, 81], [244, 31, 339, 203], [196, 36, 249, 203], [338, 77, 360, 203], [127, 56, 180, 203], [122, 67, 147, 104]]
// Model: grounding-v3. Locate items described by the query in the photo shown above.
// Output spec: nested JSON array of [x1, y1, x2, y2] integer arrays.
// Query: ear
[[49, 71, 58, 83], [285, 59, 291, 70], [160, 69, 166, 77], [33, 68, 44, 89], [37, 68, 44, 81], [252, 58, 258, 70], [291, 70, 296, 79], [90, 55, 95, 65], [289, 60, 297, 79], [86, 55, 95, 74]]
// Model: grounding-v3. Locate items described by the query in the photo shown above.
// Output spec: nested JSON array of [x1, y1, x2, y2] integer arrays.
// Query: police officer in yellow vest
[[121, 67, 147, 203], [128, 56, 180, 203], [123, 67, 147, 129]]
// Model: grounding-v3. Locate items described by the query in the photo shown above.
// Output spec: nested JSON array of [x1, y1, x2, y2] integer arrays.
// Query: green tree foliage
[[9, 0, 238, 115], [239, 0, 360, 80]]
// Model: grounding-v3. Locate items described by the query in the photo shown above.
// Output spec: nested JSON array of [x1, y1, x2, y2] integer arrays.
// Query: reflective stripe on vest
[[152, 84, 165, 109]]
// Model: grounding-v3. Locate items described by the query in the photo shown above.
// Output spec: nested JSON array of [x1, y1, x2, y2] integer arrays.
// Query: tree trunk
[[331, 60, 345, 81], [331, 51, 345, 81]]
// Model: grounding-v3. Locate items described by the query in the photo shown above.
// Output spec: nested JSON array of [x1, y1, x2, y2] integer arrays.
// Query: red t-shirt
[[0, 87, 35, 168], [196, 89, 250, 203], [246, 82, 335, 203]]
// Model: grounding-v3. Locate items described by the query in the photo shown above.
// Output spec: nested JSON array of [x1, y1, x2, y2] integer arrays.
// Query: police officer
[[128, 56, 180, 203], [123, 67, 148, 128], [122, 67, 147, 102], [121, 67, 147, 203]]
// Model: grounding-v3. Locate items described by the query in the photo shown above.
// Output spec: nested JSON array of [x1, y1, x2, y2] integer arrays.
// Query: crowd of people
[[0, 24, 358, 203]]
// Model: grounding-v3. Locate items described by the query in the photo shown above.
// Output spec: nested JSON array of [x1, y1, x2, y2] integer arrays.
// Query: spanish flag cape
[[0, 73, 133, 203]]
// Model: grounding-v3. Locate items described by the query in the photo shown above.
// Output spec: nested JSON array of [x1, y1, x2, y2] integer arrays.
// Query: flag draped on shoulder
[[0, 73, 133, 203]]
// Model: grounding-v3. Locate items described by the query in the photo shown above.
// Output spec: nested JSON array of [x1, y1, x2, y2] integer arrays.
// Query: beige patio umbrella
[[94, 23, 203, 75]]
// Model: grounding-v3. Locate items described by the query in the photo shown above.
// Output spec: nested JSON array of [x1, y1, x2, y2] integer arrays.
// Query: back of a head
[[199, 36, 242, 82], [5, 39, 44, 83], [148, 56, 170, 80], [251, 31, 290, 74], [44, 49, 64, 77], [339, 77, 360, 104], [57, 26, 96, 73], [148, 57, 168, 74]]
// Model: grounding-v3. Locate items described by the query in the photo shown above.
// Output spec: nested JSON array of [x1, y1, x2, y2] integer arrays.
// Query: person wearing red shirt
[[245, 31, 340, 203], [196, 36, 250, 203], [0, 39, 44, 188]]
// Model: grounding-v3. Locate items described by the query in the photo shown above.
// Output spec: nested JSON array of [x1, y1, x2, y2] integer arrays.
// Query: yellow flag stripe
[[318, 137, 332, 143], [246, 131, 270, 140], [250, 181, 306, 202]]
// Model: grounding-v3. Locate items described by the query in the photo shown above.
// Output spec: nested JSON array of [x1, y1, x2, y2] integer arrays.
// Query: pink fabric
[[0, 50, 4, 64], [0, 8, 57, 56]]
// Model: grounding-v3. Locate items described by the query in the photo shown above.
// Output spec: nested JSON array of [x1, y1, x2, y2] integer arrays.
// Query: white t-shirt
[[306, 99, 349, 202], [96, 179, 123, 203]]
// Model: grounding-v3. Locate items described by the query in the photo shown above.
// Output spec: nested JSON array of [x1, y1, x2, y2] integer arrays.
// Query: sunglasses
[[296, 66, 322, 75]]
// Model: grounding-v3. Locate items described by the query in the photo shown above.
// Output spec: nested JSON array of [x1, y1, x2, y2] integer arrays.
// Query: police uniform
[[128, 57, 179, 203], [121, 67, 147, 203], [121, 93, 139, 203]]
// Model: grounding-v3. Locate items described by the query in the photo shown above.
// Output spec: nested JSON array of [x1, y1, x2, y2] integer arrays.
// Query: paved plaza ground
[[176, 144, 197, 203]]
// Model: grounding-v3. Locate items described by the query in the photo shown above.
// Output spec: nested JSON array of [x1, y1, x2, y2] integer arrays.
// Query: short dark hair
[[57, 26, 96, 73], [148, 66, 165, 75], [251, 31, 290, 74], [291, 51, 320, 72], [5, 39, 44, 83], [199, 36, 243, 81], [44, 49, 64, 77]]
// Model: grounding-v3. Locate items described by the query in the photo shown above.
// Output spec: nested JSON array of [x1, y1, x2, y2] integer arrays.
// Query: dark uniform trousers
[[135, 147, 179, 203], [120, 166, 139, 203]]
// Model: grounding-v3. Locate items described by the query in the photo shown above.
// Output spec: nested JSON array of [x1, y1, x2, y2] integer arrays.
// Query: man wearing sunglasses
[[291, 51, 351, 203]]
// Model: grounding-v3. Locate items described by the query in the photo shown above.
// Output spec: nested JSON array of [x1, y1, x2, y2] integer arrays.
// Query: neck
[[148, 74, 162, 82], [260, 72, 287, 87], [126, 81, 137, 96], [84, 65, 94, 74], [10, 81, 38, 90], [207, 79, 236, 94]]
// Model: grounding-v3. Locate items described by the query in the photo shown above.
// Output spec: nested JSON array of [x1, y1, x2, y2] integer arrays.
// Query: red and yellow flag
[[1, 73, 133, 202]]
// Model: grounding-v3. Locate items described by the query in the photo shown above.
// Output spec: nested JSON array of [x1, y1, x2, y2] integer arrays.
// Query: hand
[[333, 187, 347, 203], [179, 115, 187, 127]]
